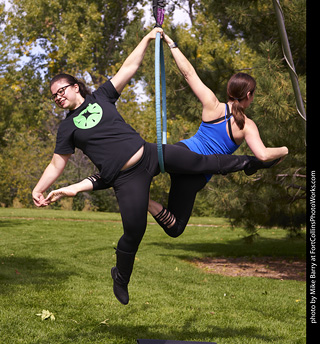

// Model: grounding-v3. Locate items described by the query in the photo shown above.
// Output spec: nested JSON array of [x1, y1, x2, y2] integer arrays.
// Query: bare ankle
[[148, 199, 163, 216], [153, 207, 176, 229]]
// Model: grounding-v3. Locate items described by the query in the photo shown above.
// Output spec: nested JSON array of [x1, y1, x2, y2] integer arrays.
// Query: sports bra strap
[[226, 104, 237, 145], [226, 103, 232, 119], [204, 103, 232, 124]]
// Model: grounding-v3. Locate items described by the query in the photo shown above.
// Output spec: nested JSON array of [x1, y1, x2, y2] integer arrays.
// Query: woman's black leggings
[[166, 143, 208, 238], [112, 142, 251, 253]]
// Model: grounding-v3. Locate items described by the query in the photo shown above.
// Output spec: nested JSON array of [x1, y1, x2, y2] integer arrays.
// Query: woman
[[146, 33, 289, 238], [33, 28, 286, 305]]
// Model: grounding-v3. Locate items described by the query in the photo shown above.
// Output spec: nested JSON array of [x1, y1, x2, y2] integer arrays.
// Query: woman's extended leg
[[151, 173, 207, 238], [112, 158, 154, 305], [150, 143, 280, 238], [162, 144, 280, 176]]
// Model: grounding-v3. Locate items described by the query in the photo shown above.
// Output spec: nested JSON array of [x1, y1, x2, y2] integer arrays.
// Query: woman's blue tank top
[[181, 104, 240, 181]]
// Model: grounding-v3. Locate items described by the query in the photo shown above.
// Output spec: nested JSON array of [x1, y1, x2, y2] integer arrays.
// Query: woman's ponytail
[[227, 73, 256, 130], [230, 99, 246, 130]]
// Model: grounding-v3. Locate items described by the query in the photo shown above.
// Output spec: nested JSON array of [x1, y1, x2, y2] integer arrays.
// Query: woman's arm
[[163, 33, 220, 119], [44, 178, 94, 204], [111, 27, 163, 94], [44, 173, 108, 205], [32, 153, 71, 207], [244, 119, 289, 161]]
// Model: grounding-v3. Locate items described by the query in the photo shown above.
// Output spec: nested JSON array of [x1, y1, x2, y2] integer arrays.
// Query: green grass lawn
[[0, 208, 306, 344]]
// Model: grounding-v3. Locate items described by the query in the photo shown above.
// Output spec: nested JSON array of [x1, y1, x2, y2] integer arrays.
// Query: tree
[[5, 0, 146, 82], [184, 0, 306, 234], [0, 0, 147, 208], [0, 0, 306, 235], [137, 1, 306, 234], [199, 0, 306, 74]]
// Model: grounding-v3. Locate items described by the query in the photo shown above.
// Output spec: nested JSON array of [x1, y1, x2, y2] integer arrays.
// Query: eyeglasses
[[51, 84, 74, 100]]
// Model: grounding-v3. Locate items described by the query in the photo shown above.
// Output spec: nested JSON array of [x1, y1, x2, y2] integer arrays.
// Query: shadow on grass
[[0, 220, 28, 228], [148, 235, 306, 260], [90, 319, 282, 343], [0, 256, 76, 294]]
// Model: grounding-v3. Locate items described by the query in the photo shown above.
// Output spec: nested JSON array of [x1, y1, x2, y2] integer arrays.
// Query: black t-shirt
[[54, 80, 145, 185]]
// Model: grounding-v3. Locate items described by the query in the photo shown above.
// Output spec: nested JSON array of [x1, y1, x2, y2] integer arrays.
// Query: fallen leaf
[[36, 309, 55, 321], [100, 319, 109, 326]]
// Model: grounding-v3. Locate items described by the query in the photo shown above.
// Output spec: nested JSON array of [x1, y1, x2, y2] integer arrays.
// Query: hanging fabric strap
[[155, 32, 167, 172], [153, 0, 167, 172]]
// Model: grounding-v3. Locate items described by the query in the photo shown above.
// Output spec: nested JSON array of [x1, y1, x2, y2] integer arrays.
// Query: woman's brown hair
[[227, 73, 256, 130], [50, 73, 92, 98]]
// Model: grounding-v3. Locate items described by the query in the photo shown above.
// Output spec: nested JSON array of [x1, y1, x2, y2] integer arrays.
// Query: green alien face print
[[73, 103, 103, 129]]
